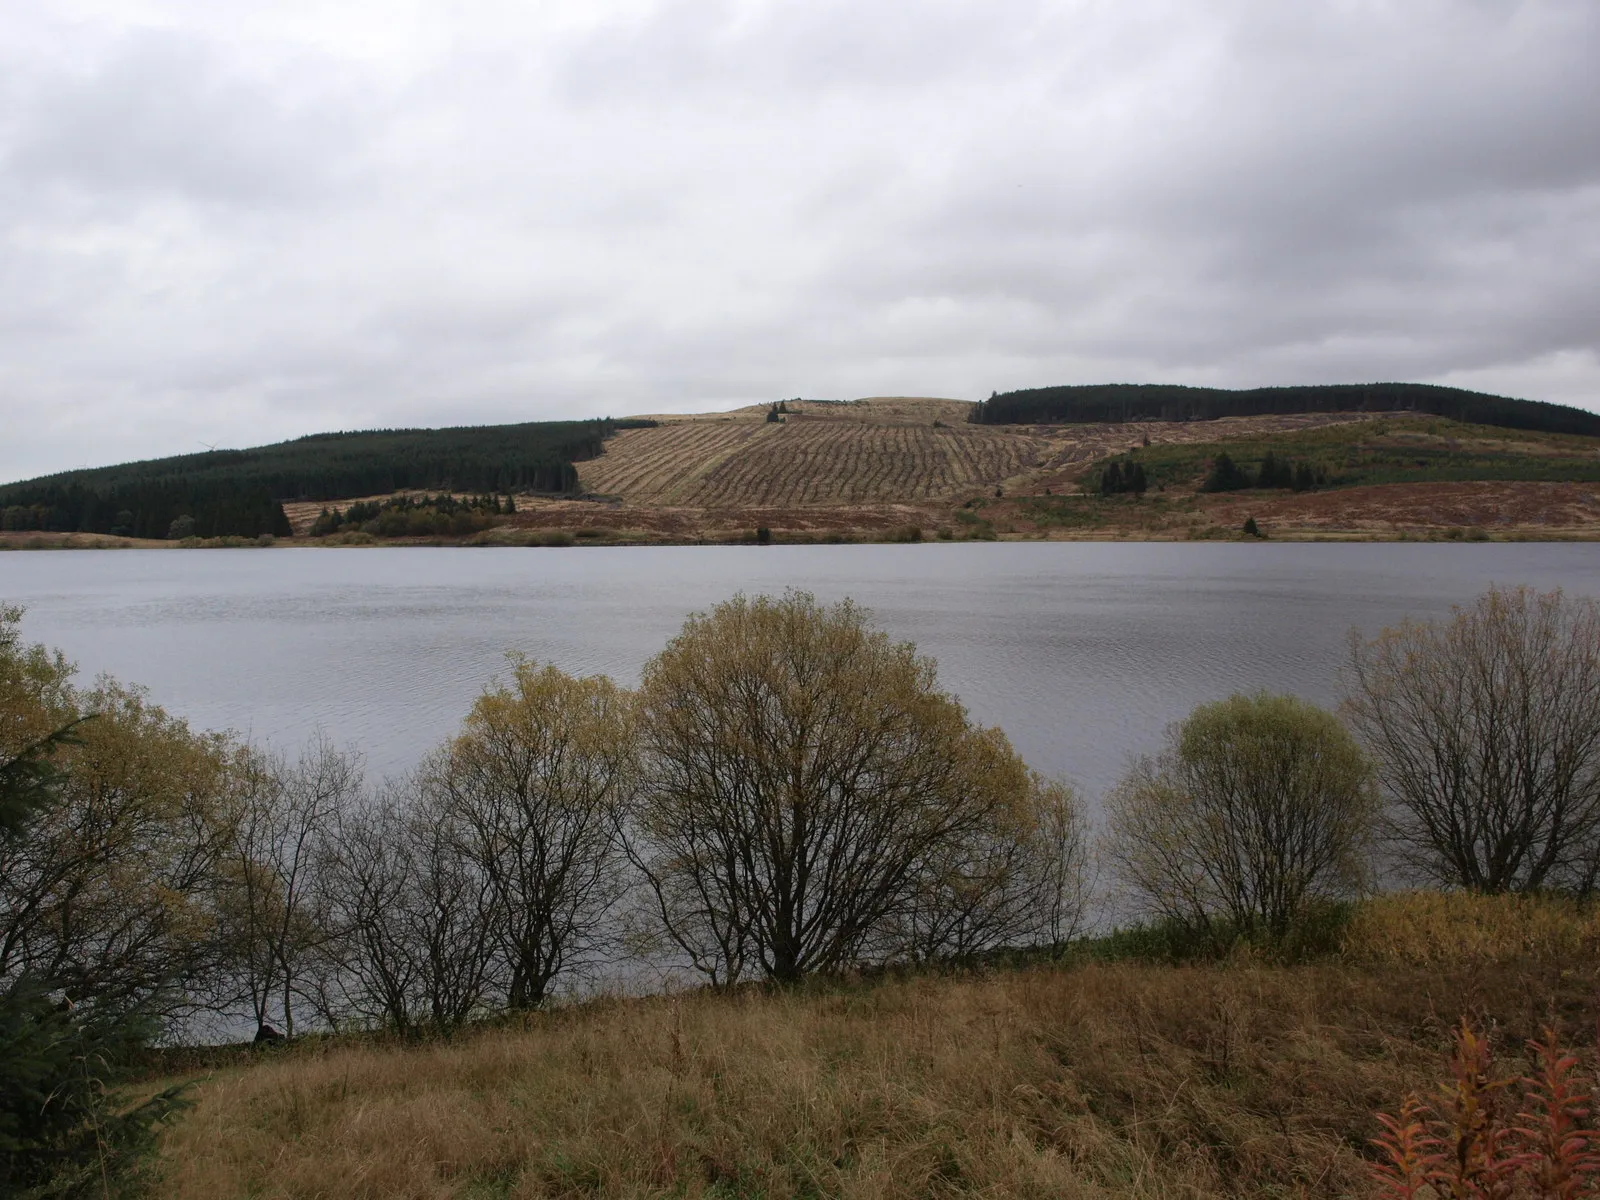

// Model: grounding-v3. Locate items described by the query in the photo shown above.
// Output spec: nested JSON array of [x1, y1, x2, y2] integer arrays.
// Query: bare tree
[[626, 591, 1044, 985], [1343, 585, 1600, 894], [219, 733, 358, 1038], [434, 658, 631, 1010], [897, 774, 1093, 962], [314, 790, 418, 1033], [1103, 692, 1375, 942], [317, 772, 497, 1034]]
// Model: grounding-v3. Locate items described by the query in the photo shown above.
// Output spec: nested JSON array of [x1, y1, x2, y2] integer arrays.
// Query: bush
[[1082, 901, 1354, 965], [1103, 691, 1376, 946]]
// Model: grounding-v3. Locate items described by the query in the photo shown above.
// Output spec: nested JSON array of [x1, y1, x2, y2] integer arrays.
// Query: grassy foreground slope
[[152, 895, 1597, 1199]]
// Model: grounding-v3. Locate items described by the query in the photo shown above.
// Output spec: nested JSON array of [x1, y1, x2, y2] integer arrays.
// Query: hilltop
[[972, 380, 1600, 436]]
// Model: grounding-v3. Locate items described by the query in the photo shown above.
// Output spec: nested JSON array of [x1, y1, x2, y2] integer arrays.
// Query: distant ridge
[[0, 418, 639, 540], [970, 382, 1600, 438]]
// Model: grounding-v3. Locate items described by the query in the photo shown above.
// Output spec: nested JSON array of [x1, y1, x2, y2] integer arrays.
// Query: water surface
[[4, 543, 1597, 799]]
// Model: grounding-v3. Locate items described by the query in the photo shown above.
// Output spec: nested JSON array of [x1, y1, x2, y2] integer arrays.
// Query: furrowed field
[[575, 399, 1371, 509]]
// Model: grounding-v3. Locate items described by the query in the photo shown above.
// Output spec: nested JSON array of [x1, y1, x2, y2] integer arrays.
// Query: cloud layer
[[2, 0, 1596, 480]]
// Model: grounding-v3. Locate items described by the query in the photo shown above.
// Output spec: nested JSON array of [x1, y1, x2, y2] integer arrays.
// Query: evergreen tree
[[0, 726, 189, 1195], [1201, 452, 1252, 493], [1257, 452, 1293, 489]]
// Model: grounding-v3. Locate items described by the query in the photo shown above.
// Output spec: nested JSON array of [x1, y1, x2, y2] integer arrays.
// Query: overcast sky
[[2, 0, 1596, 482]]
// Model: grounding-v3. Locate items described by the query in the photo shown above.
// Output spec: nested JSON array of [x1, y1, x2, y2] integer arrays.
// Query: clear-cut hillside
[[577, 397, 1370, 507]]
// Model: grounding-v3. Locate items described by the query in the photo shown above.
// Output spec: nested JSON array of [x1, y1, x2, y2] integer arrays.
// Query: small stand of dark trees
[[1099, 458, 1147, 495], [1200, 451, 1325, 493], [310, 493, 516, 538], [0, 418, 640, 540], [969, 382, 1600, 438]]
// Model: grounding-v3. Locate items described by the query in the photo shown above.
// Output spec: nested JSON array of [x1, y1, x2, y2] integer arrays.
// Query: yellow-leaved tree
[[625, 591, 1087, 985]]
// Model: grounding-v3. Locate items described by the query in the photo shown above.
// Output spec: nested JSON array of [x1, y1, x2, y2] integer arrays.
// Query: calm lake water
[[4, 543, 1599, 801]]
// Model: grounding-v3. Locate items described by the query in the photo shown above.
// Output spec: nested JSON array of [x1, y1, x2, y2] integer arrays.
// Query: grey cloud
[[5, 30, 365, 208], [0, 0, 1597, 484]]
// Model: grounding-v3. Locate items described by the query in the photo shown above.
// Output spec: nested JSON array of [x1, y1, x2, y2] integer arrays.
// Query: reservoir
[[4, 542, 1598, 801]]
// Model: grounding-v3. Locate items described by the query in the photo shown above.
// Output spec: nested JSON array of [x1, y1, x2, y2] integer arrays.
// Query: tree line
[[0, 418, 643, 540], [7, 583, 1600, 1190], [1199, 450, 1326, 493], [969, 382, 1600, 437], [308, 493, 516, 539]]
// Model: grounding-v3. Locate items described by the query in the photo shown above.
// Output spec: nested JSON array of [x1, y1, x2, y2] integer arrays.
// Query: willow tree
[[1, 604, 239, 1016], [1103, 691, 1375, 943], [434, 659, 632, 1010], [626, 591, 1055, 985]]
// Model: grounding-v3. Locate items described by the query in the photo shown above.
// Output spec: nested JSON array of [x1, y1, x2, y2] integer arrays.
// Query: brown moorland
[[150, 944, 1594, 1199]]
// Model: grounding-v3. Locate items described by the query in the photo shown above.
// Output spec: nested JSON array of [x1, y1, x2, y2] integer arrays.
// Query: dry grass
[[1342, 890, 1600, 966], [153, 953, 1599, 1199]]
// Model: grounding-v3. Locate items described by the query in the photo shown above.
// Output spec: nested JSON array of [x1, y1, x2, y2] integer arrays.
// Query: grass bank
[[148, 895, 1600, 1199]]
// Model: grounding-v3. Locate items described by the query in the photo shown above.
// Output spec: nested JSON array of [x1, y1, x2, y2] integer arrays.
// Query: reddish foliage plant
[[1373, 1021, 1600, 1199]]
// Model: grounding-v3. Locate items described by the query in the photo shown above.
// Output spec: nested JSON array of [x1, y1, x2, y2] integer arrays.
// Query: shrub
[[1103, 692, 1377, 946]]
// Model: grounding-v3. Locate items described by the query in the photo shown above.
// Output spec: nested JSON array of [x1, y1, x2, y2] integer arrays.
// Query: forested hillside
[[970, 382, 1600, 437], [0, 419, 636, 540]]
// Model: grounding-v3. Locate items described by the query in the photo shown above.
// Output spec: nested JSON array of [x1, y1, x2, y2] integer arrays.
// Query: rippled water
[[5, 543, 1599, 800]]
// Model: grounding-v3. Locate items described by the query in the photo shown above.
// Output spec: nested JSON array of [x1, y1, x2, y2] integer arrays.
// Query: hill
[[0, 419, 626, 540], [9, 389, 1600, 548], [972, 381, 1600, 437]]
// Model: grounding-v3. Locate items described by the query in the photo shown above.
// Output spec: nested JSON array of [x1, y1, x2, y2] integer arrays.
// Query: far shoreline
[[5, 526, 1598, 552]]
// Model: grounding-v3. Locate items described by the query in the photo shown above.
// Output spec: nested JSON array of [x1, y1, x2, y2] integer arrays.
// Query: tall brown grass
[[153, 951, 1596, 1199], [1342, 891, 1600, 965]]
